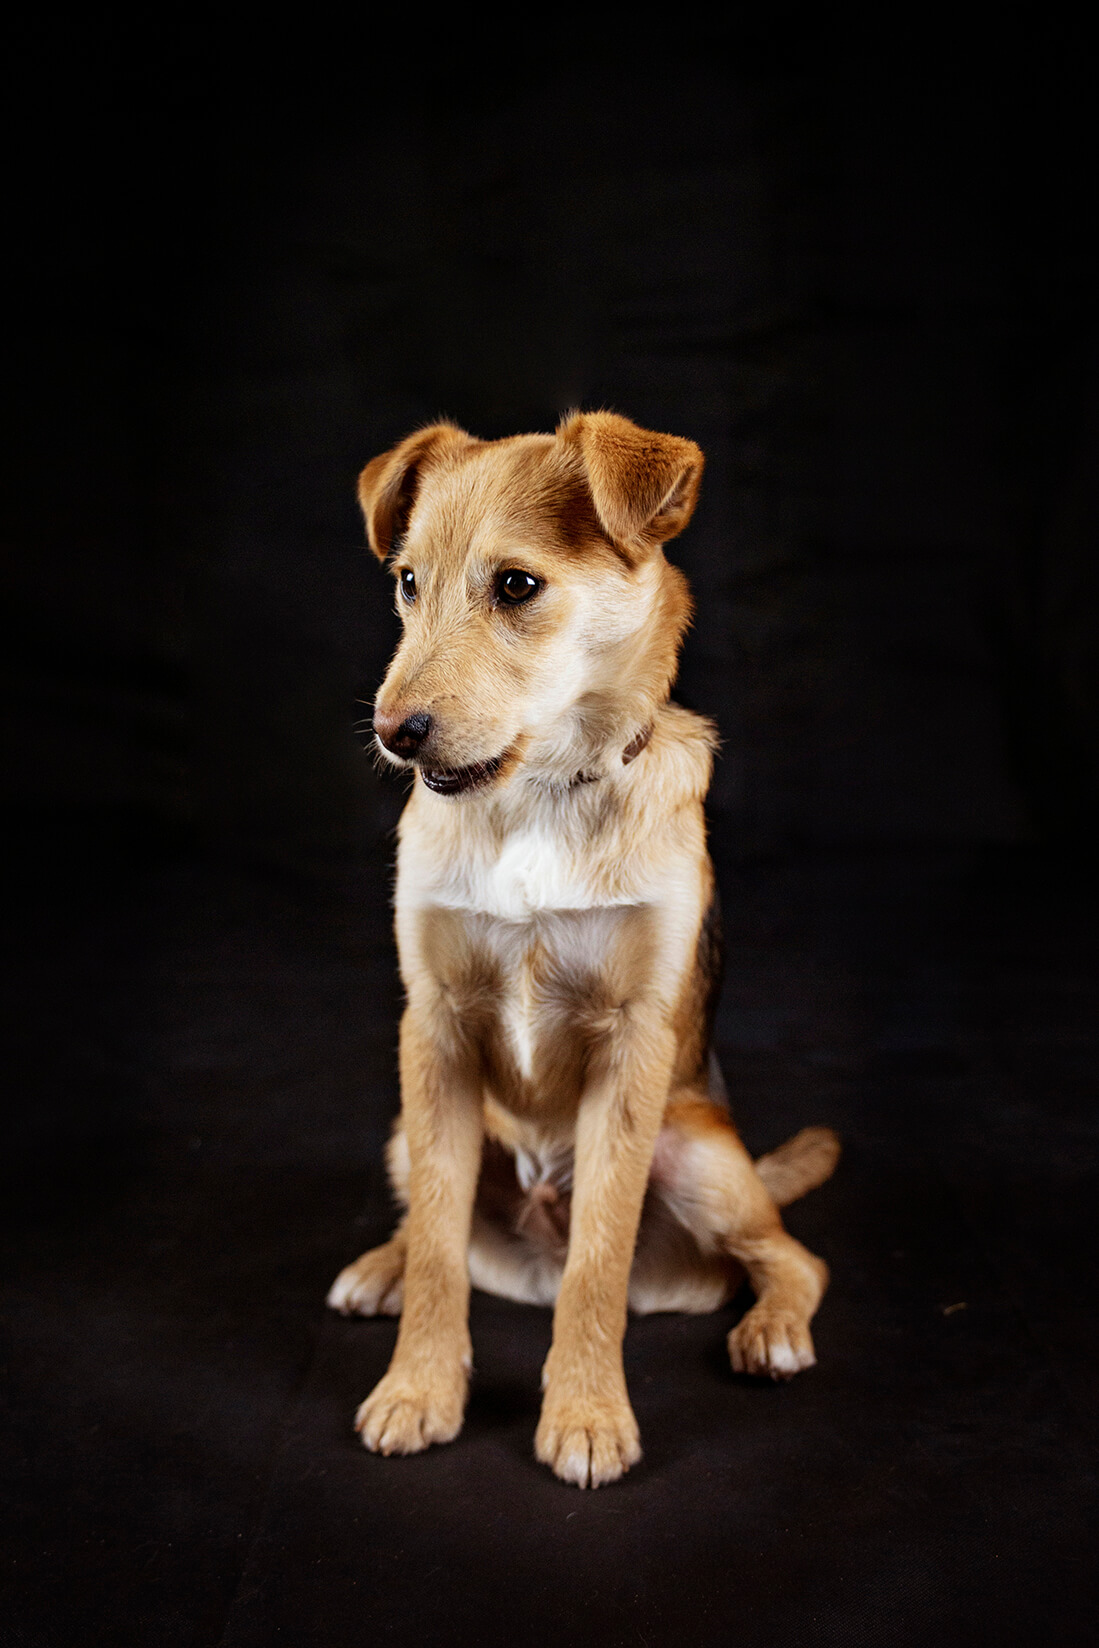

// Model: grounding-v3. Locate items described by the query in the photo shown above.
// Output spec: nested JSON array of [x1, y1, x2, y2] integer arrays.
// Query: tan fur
[[328, 412, 839, 1487]]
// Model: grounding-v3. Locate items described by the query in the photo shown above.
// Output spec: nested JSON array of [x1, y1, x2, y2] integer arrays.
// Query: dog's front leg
[[535, 1021, 675, 1487], [355, 1006, 482, 1455]]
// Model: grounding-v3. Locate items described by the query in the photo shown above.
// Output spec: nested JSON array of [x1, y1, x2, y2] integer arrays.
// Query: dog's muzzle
[[373, 707, 508, 795]]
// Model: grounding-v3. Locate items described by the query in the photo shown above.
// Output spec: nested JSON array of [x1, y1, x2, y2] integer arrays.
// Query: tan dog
[[328, 412, 839, 1487]]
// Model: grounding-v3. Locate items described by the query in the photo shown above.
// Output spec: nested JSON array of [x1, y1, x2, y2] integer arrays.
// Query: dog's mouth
[[419, 753, 505, 796]]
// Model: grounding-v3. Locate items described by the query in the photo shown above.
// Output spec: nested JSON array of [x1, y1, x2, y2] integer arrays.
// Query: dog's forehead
[[410, 436, 593, 559]]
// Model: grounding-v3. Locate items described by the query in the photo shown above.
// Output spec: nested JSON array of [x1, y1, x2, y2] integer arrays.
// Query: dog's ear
[[358, 422, 471, 561], [559, 411, 704, 560]]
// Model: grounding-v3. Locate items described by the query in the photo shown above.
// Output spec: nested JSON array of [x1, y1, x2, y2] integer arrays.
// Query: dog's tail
[[754, 1127, 841, 1208]]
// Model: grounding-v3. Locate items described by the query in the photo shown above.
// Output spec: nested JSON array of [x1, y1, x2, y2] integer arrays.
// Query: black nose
[[376, 711, 433, 757]]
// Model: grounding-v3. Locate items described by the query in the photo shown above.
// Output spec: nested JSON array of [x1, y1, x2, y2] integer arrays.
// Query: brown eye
[[399, 569, 416, 604], [496, 569, 541, 606]]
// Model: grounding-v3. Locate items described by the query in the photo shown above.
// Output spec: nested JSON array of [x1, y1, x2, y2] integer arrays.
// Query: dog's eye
[[399, 569, 416, 604], [496, 569, 541, 606]]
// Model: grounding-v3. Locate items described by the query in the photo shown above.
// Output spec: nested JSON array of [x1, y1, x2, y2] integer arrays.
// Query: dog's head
[[360, 412, 703, 795]]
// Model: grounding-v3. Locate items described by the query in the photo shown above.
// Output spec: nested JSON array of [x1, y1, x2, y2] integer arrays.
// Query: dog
[[327, 411, 839, 1487]]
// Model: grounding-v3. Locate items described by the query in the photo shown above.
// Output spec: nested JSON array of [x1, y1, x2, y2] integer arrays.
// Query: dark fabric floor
[[4, 836, 1097, 1646]]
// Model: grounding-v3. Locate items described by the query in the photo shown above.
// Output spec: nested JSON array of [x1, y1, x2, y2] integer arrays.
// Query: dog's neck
[[565, 719, 653, 788], [517, 698, 661, 795]]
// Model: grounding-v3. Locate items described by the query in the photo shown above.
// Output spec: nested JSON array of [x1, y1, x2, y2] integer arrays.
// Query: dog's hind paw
[[327, 1239, 405, 1317], [535, 1395, 642, 1488], [727, 1305, 817, 1380]]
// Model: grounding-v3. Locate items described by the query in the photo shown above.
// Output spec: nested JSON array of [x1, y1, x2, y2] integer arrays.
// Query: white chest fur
[[471, 827, 591, 920], [405, 816, 633, 922]]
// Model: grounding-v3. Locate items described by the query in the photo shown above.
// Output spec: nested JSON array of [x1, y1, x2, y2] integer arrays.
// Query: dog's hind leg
[[629, 1121, 840, 1315], [326, 1122, 412, 1317], [651, 1096, 834, 1379]]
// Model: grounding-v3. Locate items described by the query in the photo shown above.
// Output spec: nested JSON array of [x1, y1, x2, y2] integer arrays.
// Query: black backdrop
[[4, 21, 1098, 1648]]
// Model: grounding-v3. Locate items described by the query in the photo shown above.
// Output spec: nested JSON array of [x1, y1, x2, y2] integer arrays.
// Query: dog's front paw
[[327, 1239, 405, 1317], [728, 1304, 817, 1380], [535, 1391, 642, 1488], [355, 1365, 467, 1455]]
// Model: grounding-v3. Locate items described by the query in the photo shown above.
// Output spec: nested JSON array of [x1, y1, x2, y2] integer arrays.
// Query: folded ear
[[357, 422, 472, 561], [559, 411, 704, 559]]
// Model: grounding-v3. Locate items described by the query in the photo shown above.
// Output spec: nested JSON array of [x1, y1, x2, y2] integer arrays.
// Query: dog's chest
[[437, 823, 609, 922], [415, 897, 653, 1107], [491, 913, 617, 1085]]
